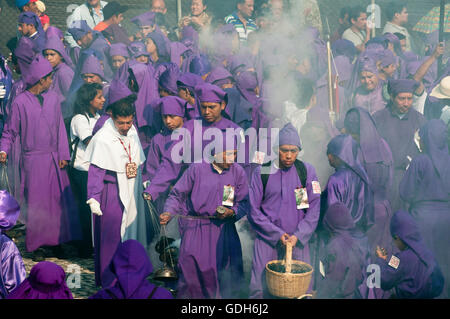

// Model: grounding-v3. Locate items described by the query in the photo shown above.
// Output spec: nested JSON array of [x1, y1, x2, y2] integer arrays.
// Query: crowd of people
[[0, 0, 449, 300]]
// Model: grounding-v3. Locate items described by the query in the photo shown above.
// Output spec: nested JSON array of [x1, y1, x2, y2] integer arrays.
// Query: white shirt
[[342, 28, 366, 48], [70, 113, 100, 171], [382, 21, 412, 52]]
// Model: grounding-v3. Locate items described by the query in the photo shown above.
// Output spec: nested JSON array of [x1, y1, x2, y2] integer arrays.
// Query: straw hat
[[430, 76, 450, 99], [35, 0, 45, 13]]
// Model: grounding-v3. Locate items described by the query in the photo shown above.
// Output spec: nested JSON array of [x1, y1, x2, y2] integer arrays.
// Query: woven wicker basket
[[265, 243, 313, 299]]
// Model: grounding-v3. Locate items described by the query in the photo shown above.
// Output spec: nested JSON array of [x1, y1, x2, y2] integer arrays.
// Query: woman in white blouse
[[70, 82, 105, 258]]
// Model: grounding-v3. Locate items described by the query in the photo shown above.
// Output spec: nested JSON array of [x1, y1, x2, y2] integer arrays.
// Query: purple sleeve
[[399, 158, 421, 204], [230, 166, 250, 221], [326, 175, 345, 207], [0, 100, 20, 155], [163, 164, 195, 215], [146, 158, 182, 201], [293, 164, 320, 246], [143, 137, 160, 183], [58, 66, 75, 96], [57, 102, 71, 161], [87, 164, 107, 203], [1, 238, 27, 295], [248, 166, 285, 247], [378, 255, 404, 291]]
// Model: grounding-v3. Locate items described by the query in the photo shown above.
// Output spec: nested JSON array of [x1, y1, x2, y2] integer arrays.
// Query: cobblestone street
[[5, 227, 98, 299]]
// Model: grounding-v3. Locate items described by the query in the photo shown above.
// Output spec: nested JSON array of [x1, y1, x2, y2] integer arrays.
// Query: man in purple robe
[[160, 132, 249, 299], [18, 11, 46, 52], [158, 63, 181, 97], [68, 20, 113, 81], [7, 261, 74, 299], [352, 56, 387, 115], [176, 72, 204, 120], [0, 190, 26, 299], [399, 120, 450, 298], [373, 79, 426, 211], [90, 240, 173, 299], [248, 123, 321, 298], [85, 82, 151, 288], [375, 210, 444, 299], [316, 203, 368, 299], [0, 55, 81, 261], [108, 43, 130, 72]]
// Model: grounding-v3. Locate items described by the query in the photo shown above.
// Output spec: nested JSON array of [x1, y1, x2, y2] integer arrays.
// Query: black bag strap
[[147, 286, 159, 299], [260, 160, 308, 198]]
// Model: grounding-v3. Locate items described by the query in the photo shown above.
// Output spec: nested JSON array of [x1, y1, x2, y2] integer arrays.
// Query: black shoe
[[32, 249, 46, 262]]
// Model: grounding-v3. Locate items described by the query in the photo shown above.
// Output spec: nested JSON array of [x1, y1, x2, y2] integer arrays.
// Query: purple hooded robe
[[89, 240, 173, 299], [399, 120, 450, 298], [248, 124, 321, 298], [377, 210, 444, 299], [163, 160, 250, 299], [0, 56, 81, 252], [0, 190, 26, 299], [7, 261, 74, 299]]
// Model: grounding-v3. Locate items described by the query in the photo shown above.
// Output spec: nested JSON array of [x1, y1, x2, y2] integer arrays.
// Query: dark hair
[[73, 83, 103, 116], [295, 78, 315, 108], [340, 6, 352, 20], [393, 32, 406, 41], [111, 94, 137, 118], [349, 6, 366, 24], [385, 2, 406, 22]]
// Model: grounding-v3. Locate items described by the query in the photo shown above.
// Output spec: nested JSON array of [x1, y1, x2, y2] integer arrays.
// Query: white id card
[[295, 187, 309, 210], [222, 185, 235, 207]]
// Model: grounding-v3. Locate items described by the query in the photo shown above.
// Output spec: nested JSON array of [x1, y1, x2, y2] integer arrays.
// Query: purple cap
[[109, 43, 130, 58], [80, 54, 105, 80], [128, 41, 150, 59], [277, 123, 302, 149], [379, 49, 396, 68], [18, 11, 41, 27], [68, 20, 92, 42], [108, 79, 133, 105], [358, 56, 378, 75], [44, 36, 74, 67], [46, 26, 64, 39], [14, 36, 36, 74], [387, 79, 420, 96], [206, 66, 234, 87], [23, 54, 53, 87], [195, 83, 227, 103], [189, 54, 211, 76], [159, 63, 181, 95], [131, 11, 156, 27], [156, 96, 186, 117], [0, 191, 20, 232]]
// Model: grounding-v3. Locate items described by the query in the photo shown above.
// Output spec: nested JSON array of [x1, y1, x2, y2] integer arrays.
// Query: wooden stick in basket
[[285, 242, 293, 273]]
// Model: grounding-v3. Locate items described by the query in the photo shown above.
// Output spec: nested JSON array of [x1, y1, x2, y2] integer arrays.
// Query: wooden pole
[[438, 0, 445, 77], [177, 0, 182, 23], [371, 0, 376, 38], [327, 39, 335, 124]]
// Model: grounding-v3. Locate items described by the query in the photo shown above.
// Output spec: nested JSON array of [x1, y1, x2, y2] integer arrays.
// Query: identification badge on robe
[[388, 255, 400, 269], [252, 151, 266, 165], [312, 181, 321, 194], [126, 162, 138, 179], [319, 260, 325, 278], [295, 187, 309, 210], [222, 185, 235, 207]]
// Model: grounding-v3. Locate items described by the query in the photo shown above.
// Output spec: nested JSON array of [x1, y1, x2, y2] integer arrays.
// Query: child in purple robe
[[90, 240, 173, 299], [0, 55, 82, 261], [316, 203, 368, 299], [399, 119, 450, 298], [248, 123, 321, 299], [143, 96, 186, 215], [8, 261, 74, 299], [160, 133, 249, 299], [375, 210, 444, 299], [0, 191, 26, 299]]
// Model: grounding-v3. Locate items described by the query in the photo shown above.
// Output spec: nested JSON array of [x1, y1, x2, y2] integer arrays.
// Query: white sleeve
[[71, 115, 93, 142], [413, 90, 427, 115]]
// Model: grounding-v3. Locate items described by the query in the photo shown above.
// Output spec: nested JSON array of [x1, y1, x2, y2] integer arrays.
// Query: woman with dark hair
[[70, 82, 105, 258]]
